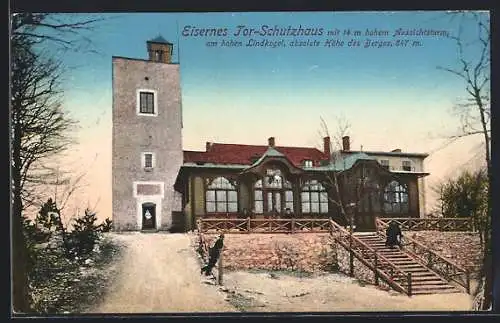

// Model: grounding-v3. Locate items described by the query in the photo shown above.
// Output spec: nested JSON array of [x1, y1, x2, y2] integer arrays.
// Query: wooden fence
[[376, 217, 474, 232], [375, 218, 471, 293], [198, 218, 331, 234]]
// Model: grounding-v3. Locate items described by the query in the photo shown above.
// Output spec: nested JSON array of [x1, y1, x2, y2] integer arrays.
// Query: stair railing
[[329, 219, 413, 296], [375, 217, 471, 294]]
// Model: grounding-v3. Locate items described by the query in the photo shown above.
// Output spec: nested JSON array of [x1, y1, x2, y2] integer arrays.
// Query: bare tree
[[437, 11, 491, 310], [10, 13, 102, 313], [318, 116, 380, 230], [318, 117, 349, 224]]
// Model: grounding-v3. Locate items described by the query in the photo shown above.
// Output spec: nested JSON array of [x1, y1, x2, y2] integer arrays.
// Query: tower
[[112, 36, 183, 231]]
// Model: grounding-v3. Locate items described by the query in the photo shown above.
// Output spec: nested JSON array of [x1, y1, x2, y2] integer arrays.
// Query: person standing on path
[[201, 234, 224, 276]]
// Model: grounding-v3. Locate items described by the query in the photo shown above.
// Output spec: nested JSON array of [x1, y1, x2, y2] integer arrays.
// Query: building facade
[[173, 136, 429, 231], [112, 38, 429, 232], [112, 37, 183, 231]]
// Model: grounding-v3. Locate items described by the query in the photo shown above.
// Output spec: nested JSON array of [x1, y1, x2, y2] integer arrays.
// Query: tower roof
[[147, 35, 173, 45]]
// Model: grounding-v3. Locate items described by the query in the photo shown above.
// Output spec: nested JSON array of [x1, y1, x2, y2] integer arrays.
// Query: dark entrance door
[[142, 202, 156, 230]]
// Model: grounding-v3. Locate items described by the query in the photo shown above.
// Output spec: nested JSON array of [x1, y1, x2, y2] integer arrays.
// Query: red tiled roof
[[184, 143, 329, 167]]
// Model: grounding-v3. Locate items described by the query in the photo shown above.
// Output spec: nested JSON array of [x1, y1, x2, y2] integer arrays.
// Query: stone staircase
[[354, 232, 461, 295]]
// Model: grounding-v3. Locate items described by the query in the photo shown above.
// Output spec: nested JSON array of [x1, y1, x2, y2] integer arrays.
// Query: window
[[254, 174, 293, 214], [140, 92, 154, 114], [136, 89, 158, 116], [154, 50, 163, 61], [383, 180, 409, 214], [304, 160, 313, 168], [285, 189, 294, 212], [205, 177, 238, 213], [142, 152, 155, 170], [402, 160, 412, 171], [380, 159, 390, 170], [254, 180, 263, 214], [301, 180, 329, 214], [144, 154, 153, 168]]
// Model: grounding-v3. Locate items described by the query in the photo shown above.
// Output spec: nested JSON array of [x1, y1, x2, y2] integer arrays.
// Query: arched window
[[383, 180, 409, 214], [301, 180, 329, 214], [206, 177, 238, 213]]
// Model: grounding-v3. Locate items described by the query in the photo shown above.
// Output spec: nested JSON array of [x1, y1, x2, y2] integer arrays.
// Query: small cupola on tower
[[147, 35, 174, 63]]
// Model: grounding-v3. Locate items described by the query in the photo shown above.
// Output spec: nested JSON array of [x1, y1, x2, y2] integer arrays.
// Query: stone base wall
[[198, 233, 336, 273]]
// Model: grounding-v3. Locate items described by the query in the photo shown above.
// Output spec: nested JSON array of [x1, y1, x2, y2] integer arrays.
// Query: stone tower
[[112, 36, 183, 231]]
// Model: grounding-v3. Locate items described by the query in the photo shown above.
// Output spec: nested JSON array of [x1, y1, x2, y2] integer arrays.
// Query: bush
[[67, 209, 101, 257], [23, 198, 61, 244], [99, 218, 112, 233]]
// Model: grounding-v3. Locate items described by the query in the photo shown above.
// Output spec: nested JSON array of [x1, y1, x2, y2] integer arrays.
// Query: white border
[[136, 89, 158, 117], [133, 181, 165, 229], [133, 181, 165, 198]]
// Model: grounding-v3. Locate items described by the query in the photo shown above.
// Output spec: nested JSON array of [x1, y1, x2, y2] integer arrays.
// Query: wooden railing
[[376, 217, 473, 232], [198, 218, 331, 234], [329, 220, 414, 296], [375, 217, 471, 294]]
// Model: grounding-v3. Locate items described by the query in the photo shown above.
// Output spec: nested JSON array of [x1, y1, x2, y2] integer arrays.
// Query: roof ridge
[[209, 142, 326, 151]]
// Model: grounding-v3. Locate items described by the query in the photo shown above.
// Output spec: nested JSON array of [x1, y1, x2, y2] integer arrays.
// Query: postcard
[[10, 11, 492, 315]]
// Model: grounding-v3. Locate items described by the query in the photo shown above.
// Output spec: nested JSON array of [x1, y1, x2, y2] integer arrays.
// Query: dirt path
[[222, 271, 474, 312], [87, 232, 474, 313], [87, 232, 236, 313]]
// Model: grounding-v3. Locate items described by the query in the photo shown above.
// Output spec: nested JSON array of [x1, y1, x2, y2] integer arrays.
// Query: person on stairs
[[385, 221, 403, 249]]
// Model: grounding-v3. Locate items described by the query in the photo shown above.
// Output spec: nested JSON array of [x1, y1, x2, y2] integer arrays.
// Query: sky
[[31, 11, 489, 221]]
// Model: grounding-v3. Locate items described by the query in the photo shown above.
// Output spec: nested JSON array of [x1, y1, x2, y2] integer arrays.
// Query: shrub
[[67, 209, 101, 257], [99, 218, 113, 233]]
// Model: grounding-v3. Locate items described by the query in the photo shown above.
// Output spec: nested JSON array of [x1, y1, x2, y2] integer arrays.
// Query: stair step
[[410, 284, 456, 290], [405, 272, 439, 276], [395, 268, 433, 273], [395, 279, 447, 285], [383, 257, 414, 262], [389, 261, 420, 265], [398, 276, 443, 282], [396, 265, 426, 269], [412, 289, 461, 295]]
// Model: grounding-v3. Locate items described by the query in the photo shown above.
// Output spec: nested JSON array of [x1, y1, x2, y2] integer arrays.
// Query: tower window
[[154, 50, 163, 62], [142, 152, 155, 170], [136, 89, 158, 116], [140, 92, 155, 114], [304, 160, 313, 168], [145, 154, 153, 168]]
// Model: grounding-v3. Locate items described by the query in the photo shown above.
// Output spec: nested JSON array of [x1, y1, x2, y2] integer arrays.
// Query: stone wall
[[406, 231, 483, 272], [199, 233, 335, 273]]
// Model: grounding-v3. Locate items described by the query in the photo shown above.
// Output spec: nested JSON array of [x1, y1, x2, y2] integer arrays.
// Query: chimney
[[323, 136, 331, 156], [206, 142, 212, 151], [268, 137, 275, 147], [342, 136, 350, 151]]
